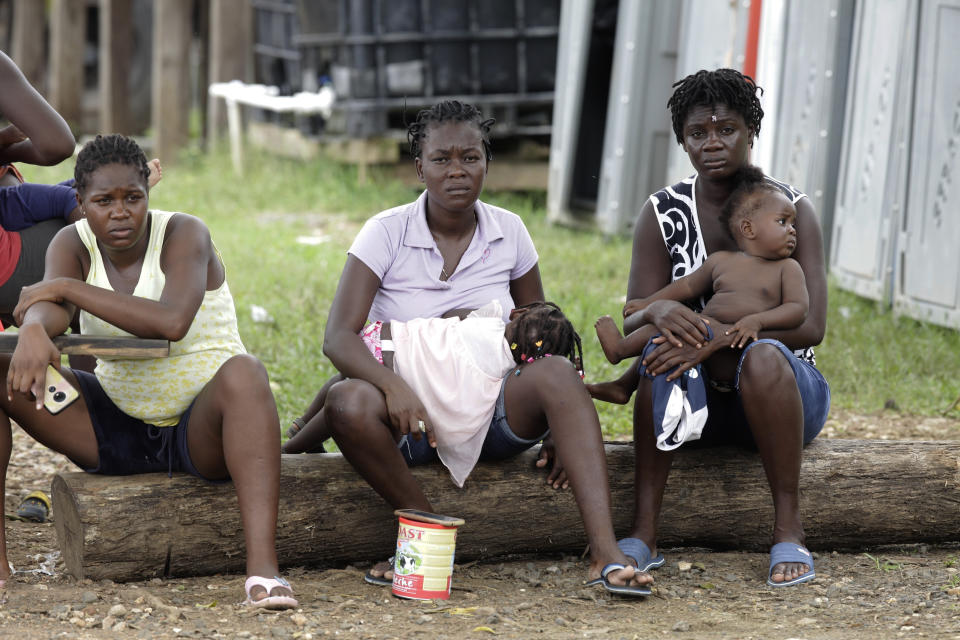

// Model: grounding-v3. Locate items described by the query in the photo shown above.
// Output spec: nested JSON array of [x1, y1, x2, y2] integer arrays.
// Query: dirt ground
[[2, 409, 960, 640]]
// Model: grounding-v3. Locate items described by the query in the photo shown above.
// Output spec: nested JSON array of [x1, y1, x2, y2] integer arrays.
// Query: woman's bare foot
[[147, 158, 162, 188], [587, 558, 653, 589], [769, 530, 813, 585], [769, 560, 811, 584], [585, 380, 633, 405], [595, 316, 626, 364], [365, 559, 393, 585], [244, 575, 297, 609]]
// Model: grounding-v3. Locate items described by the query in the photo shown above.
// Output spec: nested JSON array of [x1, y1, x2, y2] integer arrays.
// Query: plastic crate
[[294, 0, 560, 137]]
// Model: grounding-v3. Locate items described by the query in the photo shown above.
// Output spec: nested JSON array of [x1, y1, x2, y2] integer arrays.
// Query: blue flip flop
[[767, 542, 815, 587], [618, 537, 665, 572], [585, 563, 651, 597]]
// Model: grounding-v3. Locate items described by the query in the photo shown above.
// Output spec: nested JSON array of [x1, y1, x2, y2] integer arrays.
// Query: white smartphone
[[43, 365, 79, 415]]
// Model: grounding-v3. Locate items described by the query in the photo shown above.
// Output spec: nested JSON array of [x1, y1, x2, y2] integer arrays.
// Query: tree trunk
[[151, 0, 192, 164], [48, 0, 86, 129], [99, 0, 132, 134], [51, 439, 960, 582], [11, 0, 46, 91]]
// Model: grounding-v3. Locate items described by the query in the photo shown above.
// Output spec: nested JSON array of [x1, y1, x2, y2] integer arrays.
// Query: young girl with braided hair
[[284, 300, 585, 488]]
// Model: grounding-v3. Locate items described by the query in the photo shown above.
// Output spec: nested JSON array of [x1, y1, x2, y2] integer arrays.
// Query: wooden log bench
[[50, 439, 960, 582], [0, 334, 169, 358]]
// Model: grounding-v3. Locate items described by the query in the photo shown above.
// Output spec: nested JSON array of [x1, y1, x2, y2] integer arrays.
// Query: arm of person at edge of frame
[[0, 51, 75, 166], [14, 214, 212, 343], [322, 254, 436, 447], [726, 258, 808, 348], [7, 227, 81, 408], [506, 263, 570, 490], [643, 198, 827, 379]]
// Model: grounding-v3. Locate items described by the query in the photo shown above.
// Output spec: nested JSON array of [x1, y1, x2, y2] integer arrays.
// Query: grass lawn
[[20, 147, 960, 439]]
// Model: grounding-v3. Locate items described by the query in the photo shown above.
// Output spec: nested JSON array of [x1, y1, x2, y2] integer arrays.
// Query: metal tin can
[[391, 509, 465, 600]]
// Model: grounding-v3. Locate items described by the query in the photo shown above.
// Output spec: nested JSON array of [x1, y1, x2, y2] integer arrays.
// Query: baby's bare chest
[[706, 260, 784, 318]]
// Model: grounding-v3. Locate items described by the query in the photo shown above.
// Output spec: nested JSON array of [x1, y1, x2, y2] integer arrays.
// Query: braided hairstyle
[[719, 165, 781, 239], [74, 134, 150, 195], [508, 301, 585, 378], [407, 100, 495, 161], [667, 68, 764, 145]]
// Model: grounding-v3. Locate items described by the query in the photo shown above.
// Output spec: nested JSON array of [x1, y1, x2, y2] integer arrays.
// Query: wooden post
[[11, 0, 46, 91], [206, 0, 252, 146], [48, 0, 86, 129], [151, 0, 193, 163], [99, 0, 132, 134]]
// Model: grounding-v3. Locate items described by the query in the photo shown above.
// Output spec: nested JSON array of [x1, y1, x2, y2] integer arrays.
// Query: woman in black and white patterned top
[[603, 69, 830, 588]]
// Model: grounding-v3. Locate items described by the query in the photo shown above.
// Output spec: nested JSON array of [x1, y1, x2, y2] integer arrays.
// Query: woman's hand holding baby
[[638, 300, 711, 349]]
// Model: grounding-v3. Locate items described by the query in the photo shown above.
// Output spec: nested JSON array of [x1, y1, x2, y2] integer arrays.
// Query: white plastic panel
[[895, 0, 960, 328], [753, 0, 788, 176], [594, 0, 681, 233], [546, 0, 596, 226], [830, 0, 917, 301], [769, 0, 854, 242]]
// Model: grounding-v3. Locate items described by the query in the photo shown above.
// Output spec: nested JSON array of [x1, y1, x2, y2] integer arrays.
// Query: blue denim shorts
[[398, 371, 547, 466], [72, 369, 220, 481], [696, 339, 831, 447]]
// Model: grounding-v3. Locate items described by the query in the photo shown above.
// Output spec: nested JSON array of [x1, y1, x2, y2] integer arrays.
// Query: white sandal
[[243, 575, 298, 610]]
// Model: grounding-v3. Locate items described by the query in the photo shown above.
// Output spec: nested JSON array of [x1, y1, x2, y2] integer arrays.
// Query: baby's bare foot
[[595, 315, 625, 364], [147, 158, 162, 188], [585, 380, 633, 405]]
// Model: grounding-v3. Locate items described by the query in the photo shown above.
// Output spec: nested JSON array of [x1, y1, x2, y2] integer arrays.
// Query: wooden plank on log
[[0, 334, 169, 358], [50, 439, 960, 582]]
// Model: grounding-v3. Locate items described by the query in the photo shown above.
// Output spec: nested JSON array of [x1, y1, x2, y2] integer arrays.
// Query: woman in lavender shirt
[[301, 101, 651, 595]]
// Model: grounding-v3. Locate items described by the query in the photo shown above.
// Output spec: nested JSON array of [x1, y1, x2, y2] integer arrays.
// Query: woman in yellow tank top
[[0, 135, 295, 609]]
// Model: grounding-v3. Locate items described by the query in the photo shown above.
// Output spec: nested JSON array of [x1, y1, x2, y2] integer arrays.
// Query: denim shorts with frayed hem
[[694, 338, 830, 448]]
